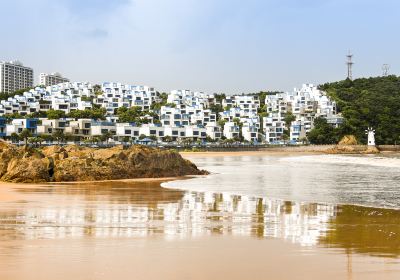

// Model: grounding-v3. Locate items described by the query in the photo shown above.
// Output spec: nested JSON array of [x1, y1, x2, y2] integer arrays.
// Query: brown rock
[[0, 142, 208, 183], [338, 135, 358, 145]]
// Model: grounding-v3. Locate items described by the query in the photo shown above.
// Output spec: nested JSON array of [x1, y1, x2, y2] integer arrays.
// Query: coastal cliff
[[0, 141, 208, 183]]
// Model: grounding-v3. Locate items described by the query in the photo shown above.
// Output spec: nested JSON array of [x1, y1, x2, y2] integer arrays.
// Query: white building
[[206, 122, 222, 140], [6, 119, 38, 136], [223, 122, 240, 140], [262, 84, 342, 143], [39, 73, 69, 87], [0, 61, 34, 93]]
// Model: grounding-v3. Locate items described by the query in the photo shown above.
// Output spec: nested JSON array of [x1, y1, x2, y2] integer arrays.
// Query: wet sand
[[0, 236, 399, 280], [0, 178, 180, 203], [1, 153, 400, 279]]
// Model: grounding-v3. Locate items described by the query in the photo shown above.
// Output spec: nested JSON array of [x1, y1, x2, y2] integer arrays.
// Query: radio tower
[[346, 51, 354, 80], [382, 64, 390, 76]]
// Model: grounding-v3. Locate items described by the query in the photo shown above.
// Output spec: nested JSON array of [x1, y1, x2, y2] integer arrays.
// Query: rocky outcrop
[[325, 145, 380, 154], [324, 135, 380, 154], [338, 135, 358, 145], [0, 141, 208, 183]]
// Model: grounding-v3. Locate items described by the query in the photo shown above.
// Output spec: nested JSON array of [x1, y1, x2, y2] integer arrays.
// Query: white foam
[[282, 155, 400, 168]]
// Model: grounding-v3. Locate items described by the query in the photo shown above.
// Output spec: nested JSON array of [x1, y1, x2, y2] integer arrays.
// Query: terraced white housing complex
[[0, 81, 342, 144]]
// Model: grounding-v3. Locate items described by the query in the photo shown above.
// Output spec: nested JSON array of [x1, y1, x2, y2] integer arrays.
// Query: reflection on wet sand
[[0, 181, 399, 258]]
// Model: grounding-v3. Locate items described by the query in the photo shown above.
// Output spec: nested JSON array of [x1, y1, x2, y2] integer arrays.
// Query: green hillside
[[313, 76, 400, 145]]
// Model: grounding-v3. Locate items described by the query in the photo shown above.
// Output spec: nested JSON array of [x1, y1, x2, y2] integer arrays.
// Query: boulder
[[338, 135, 358, 145], [0, 143, 208, 183]]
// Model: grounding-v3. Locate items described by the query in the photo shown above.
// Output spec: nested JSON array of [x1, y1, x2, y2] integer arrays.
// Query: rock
[[0, 142, 208, 183], [338, 135, 358, 145], [324, 135, 380, 154], [362, 146, 380, 154], [0, 140, 22, 178], [2, 157, 50, 183]]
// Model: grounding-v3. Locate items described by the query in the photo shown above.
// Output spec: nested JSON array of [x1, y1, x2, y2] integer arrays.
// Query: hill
[[313, 76, 400, 145]]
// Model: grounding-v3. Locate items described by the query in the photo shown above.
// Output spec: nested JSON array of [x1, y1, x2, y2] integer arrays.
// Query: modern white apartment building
[[205, 122, 222, 140], [39, 73, 70, 87], [91, 121, 116, 136], [37, 119, 69, 135], [5, 119, 38, 136], [0, 61, 34, 93], [223, 122, 240, 140], [116, 123, 141, 141], [262, 84, 342, 143]]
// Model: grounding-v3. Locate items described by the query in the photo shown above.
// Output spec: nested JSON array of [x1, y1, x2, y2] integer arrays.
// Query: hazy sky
[[1, 0, 399, 93]]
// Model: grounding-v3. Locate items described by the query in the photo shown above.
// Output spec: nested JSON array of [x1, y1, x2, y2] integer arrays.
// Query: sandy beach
[[0, 151, 400, 280], [0, 236, 398, 280], [0, 177, 183, 205]]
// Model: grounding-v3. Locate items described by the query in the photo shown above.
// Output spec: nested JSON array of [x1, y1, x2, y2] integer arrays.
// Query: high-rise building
[[0, 60, 34, 93], [39, 72, 69, 86]]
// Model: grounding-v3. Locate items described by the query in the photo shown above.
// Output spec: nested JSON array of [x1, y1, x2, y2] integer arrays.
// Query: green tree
[[116, 106, 153, 124], [100, 131, 114, 144], [214, 93, 226, 104], [28, 136, 42, 147], [41, 134, 54, 144], [0, 88, 33, 101], [46, 109, 66, 120], [19, 129, 32, 146], [307, 117, 338, 144], [284, 112, 296, 130], [319, 76, 400, 144], [151, 92, 168, 111], [209, 104, 224, 118], [217, 119, 227, 128], [93, 84, 102, 95], [52, 130, 65, 144], [163, 135, 173, 142], [281, 134, 289, 145], [10, 132, 20, 143], [68, 108, 106, 120]]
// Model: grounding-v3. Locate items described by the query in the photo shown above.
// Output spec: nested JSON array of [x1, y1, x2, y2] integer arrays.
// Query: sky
[[1, 0, 399, 93]]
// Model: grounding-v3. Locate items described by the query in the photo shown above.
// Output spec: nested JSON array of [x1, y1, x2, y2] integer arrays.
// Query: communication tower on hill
[[382, 64, 390, 76], [346, 51, 354, 80]]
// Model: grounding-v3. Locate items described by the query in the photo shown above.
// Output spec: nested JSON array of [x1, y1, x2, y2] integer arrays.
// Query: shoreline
[[180, 149, 400, 157], [0, 176, 186, 203], [180, 150, 324, 157]]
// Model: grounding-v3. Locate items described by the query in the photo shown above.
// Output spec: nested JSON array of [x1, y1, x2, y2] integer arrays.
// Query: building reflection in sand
[[0, 181, 399, 257]]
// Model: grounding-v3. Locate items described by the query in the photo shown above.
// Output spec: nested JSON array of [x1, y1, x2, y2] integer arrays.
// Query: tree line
[[308, 76, 400, 145]]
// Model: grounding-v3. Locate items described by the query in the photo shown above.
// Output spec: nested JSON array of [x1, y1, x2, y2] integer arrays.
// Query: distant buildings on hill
[[0, 80, 343, 144], [0, 61, 34, 93], [39, 72, 69, 87], [0, 60, 70, 93], [0, 59, 344, 144]]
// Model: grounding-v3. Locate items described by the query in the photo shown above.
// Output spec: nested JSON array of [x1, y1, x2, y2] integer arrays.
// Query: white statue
[[365, 128, 375, 146]]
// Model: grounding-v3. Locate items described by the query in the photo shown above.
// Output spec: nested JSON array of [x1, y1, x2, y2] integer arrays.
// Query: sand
[[0, 236, 399, 280], [0, 177, 180, 203], [180, 150, 320, 157], [1, 152, 399, 280]]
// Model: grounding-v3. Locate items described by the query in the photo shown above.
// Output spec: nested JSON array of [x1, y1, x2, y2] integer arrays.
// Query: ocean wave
[[281, 154, 400, 168]]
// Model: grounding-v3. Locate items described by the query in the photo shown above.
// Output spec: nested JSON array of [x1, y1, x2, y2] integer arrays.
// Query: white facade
[[262, 84, 342, 143], [0, 81, 344, 144], [206, 122, 222, 140], [223, 122, 240, 140], [39, 73, 69, 87], [0, 61, 34, 93]]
